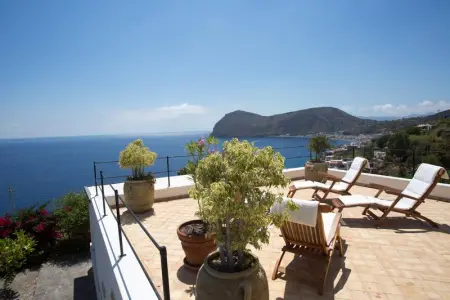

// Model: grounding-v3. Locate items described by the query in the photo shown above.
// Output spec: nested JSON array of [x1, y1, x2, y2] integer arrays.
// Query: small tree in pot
[[191, 138, 295, 300], [119, 139, 157, 213], [306, 135, 331, 182], [177, 135, 219, 270]]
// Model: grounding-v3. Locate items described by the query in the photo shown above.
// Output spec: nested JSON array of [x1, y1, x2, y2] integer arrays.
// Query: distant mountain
[[358, 113, 430, 121], [212, 107, 376, 137], [211, 107, 450, 137]]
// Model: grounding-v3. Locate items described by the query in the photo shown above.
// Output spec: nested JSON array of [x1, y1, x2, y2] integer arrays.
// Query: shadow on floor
[[48, 250, 91, 268], [120, 208, 155, 225], [0, 287, 19, 300], [275, 242, 351, 300], [342, 216, 450, 234], [73, 267, 97, 300]]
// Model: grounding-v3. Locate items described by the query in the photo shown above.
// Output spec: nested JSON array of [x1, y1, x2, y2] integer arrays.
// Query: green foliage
[[180, 135, 219, 178], [387, 132, 410, 158], [422, 154, 442, 166], [119, 139, 157, 180], [190, 138, 293, 272], [405, 126, 421, 135], [308, 136, 331, 162], [0, 231, 36, 285], [376, 134, 390, 149], [53, 193, 90, 247]]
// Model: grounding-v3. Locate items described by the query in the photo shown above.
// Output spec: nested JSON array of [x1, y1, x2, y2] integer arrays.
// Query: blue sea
[[0, 134, 347, 214]]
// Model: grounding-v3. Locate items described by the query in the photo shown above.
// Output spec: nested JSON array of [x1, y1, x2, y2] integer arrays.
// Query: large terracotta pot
[[177, 220, 216, 270], [123, 180, 154, 213], [305, 161, 328, 182], [196, 251, 269, 300]]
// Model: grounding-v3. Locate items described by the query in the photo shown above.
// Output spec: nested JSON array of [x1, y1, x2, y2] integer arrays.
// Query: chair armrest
[[319, 203, 333, 213], [317, 171, 341, 182], [369, 183, 405, 196]]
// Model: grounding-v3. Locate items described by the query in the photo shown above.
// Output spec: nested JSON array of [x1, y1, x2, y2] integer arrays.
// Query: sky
[[1, 1, 450, 138]]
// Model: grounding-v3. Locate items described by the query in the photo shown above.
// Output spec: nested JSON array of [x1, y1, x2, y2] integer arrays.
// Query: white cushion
[[293, 181, 329, 190], [321, 212, 340, 245], [402, 163, 443, 199], [293, 180, 348, 192], [371, 196, 417, 210], [341, 157, 368, 184], [339, 195, 376, 206], [271, 197, 319, 227]]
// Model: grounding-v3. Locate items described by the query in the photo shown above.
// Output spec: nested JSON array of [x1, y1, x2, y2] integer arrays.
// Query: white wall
[[85, 187, 160, 300]]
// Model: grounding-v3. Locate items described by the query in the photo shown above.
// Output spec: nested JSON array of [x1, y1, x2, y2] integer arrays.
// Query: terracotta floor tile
[[111, 183, 450, 299]]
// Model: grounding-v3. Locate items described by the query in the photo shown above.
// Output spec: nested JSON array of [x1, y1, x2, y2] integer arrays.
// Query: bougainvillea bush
[[0, 202, 60, 254]]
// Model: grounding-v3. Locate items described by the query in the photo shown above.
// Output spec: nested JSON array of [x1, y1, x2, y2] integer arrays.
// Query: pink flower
[[197, 139, 205, 146], [40, 209, 49, 217], [33, 222, 45, 233], [53, 231, 62, 239], [27, 216, 37, 223]]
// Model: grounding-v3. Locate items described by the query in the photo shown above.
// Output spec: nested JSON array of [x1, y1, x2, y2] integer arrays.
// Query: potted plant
[[305, 135, 331, 182], [177, 136, 219, 270], [191, 138, 294, 300], [119, 139, 157, 213]]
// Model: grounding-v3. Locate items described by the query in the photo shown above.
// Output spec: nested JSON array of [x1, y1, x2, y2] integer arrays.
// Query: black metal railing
[[95, 172, 171, 300], [89, 143, 449, 299]]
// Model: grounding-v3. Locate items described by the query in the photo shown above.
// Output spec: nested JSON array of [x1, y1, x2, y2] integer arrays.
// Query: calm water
[[0, 134, 346, 213]]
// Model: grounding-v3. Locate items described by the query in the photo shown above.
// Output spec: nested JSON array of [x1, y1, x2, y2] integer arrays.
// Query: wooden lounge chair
[[287, 157, 370, 201], [332, 163, 449, 227], [271, 198, 344, 295]]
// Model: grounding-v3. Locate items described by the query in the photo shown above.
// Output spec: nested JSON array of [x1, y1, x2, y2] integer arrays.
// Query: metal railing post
[[114, 189, 125, 257], [94, 162, 98, 196], [166, 156, 171, 187], [412, 147, 416, 173], [160, 246, 171, 300], [100, 171, 106, 217], [352, 146, 355, 159]]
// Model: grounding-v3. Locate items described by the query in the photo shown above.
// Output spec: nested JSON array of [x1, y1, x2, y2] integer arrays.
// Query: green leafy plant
[[179, 135, 219, 178], [53, 192, 90, 250], [308, 136, 331, 162], [189, 138, 295, 272], [119, 139, 157, 181], [0, 231, 36, 286]]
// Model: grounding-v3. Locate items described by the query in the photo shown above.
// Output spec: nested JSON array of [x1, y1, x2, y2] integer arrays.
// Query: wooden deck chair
[[287, 157, 370, 201], [332, 163, 449, 227], [270, 198, 344, 295]]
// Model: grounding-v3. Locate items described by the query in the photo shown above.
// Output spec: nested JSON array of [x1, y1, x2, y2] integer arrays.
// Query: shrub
[[53, 192, 90, 247], [190, 139, 294, 271], [179, 135, 219, 179], [119, 139, 157, 180], [1, 202, 59, 258], [308, 136, 331, 162], [0, 231, 36, 285]]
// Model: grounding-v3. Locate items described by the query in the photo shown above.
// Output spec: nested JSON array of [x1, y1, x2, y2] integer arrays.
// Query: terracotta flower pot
[[305, 161, 328, 182], [177, 220, 216, 271], [123, 180, 154, 213], [196, 251, 269, 300]]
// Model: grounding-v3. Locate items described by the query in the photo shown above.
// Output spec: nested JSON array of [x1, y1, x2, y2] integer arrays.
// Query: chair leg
[[271, 250, 286, 280], [337, 235, 344, 257], [319, 252, 333, 295], [362, 205, 370, 215], [287, 190, 296, 198]]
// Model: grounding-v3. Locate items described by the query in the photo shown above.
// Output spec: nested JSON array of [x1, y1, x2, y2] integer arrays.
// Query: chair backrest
[[341, 157, 369, 185], [402, 163, 448, 202], [279, 202, 328, 252]]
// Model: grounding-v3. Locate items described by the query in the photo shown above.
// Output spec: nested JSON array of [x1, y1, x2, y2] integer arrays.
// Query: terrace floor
[[117, 182, 450, 300]]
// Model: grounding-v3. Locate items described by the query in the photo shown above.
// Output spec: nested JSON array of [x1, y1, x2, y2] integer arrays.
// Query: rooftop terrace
[[90, 180, 450, 300]]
